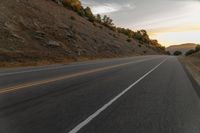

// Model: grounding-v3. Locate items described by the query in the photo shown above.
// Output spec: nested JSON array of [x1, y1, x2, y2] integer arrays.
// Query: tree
[[195, 45, 200, 52], [185, 49, 195, 56], [62, 0, 82, 11], [84, 7, 95, 22], [185, 45, 200, 56], [84, 7, 93, 17], [173, 51, 182, 56], [140, 30, 148, 36], [133, 31, 143, 41], [151, 40, 159, 46], [96, 14, 102, 23], [102, 15, 114, 27]]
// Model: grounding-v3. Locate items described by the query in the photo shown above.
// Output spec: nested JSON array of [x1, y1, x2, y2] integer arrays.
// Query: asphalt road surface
[[0, 55, 200, 133]]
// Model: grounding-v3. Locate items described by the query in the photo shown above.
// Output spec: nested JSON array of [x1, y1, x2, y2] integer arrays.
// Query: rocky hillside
[[167, 43, 197, 55], [0, 0, 164, 67]]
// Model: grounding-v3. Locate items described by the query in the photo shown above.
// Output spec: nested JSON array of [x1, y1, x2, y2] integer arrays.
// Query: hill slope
[[167, 43, 197, 55], [0, 0, 164, 67]]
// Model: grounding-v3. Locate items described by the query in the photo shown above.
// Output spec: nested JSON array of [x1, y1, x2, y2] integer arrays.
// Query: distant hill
[[166, 43, 198, 55]]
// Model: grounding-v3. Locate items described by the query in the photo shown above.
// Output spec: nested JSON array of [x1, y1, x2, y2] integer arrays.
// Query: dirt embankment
[[179, 54, 200, 86], [0, 0, 163, 67]]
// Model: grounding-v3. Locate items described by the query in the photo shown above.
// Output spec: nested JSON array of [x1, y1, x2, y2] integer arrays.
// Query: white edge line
[[68, 57, 168, 133]]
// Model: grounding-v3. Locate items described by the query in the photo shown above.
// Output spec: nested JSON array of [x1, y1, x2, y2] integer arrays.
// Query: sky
[[81, 0, 200, 47]]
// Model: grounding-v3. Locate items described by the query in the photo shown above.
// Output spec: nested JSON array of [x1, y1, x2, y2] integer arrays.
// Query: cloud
[[81, 0, 135, 14], [90, 4, 121, 14]]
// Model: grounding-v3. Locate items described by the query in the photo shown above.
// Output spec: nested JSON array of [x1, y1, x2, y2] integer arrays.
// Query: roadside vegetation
[[173, 51, 182, 56], [185, 45, 200, 56]]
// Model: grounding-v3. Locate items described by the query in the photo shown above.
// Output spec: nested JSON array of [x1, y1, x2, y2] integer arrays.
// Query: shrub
[[96, 14, 102, 23], [62, 0, 82, 11], [185, 49, 195, 56], [185, 45, 200, 56], [173, 51, 182, 56], [88, 17, 95, 22], [195, 45, 200, 52], [127, 38, 132, 42], [102, 15, 114, 27], [84, 7, 95, 22], [70, 16, 76, 20], [77, 8, 85, 16]]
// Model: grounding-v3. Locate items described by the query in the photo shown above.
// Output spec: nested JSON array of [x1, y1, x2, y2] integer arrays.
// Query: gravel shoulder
[[179, 56, 200, 86]]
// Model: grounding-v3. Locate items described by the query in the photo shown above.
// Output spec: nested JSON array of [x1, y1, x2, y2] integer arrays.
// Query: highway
[[0, 55, 200, 133]]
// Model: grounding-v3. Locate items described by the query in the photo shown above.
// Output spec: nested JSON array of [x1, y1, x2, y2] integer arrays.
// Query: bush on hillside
[[102, 15, 114, 27], [84, 7, 95, 22], [185, 49, 195, 56], [195, 45, 200, 52], [174, 51, 182, 56], [62, 0, 82, 11], [185, 45, 200, 56]]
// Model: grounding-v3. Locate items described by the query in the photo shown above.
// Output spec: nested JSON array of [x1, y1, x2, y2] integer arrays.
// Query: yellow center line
[[0, 58, 156, 94]]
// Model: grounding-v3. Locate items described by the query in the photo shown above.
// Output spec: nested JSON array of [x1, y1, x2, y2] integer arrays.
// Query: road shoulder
[[179, 56, 200, 96]]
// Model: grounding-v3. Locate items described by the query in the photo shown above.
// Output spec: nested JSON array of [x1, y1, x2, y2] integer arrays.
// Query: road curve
[[0, 55, 200, 133]]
